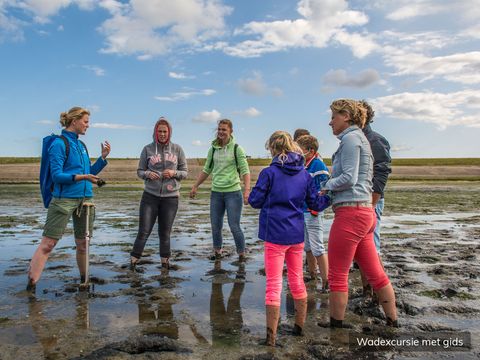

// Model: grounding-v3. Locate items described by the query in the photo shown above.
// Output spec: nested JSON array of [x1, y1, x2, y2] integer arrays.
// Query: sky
[[1, 0, 480, 159]]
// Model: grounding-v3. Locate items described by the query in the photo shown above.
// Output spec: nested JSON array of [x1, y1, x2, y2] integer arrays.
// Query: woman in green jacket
[[190, 119, 251, 261]]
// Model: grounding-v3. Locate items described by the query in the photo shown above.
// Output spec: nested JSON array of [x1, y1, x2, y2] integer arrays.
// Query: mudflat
[[0, 181, 479, 359]]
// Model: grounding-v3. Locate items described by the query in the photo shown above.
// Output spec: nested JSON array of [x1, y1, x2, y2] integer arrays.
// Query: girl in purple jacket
[[248, 131, 330, 346]]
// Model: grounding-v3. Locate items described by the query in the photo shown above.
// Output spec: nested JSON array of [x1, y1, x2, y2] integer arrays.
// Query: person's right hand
[[147, 171, 161, 180], [189, 186, 198, 199], [84, 174, 100, 183]]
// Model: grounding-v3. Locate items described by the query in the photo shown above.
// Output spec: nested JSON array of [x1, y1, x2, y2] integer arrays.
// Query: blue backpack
[[40, 134, 88, 208]]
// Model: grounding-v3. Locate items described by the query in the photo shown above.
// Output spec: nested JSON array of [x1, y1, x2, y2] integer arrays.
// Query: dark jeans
[[210, 190, 245, 254], [131, 192, 179, 259]]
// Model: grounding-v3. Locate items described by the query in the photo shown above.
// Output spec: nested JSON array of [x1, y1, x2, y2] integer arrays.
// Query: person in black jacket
[[359, 100, 392, 297]]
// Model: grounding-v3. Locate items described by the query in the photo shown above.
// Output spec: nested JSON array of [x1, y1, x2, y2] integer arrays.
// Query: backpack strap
[[59, 135, 70, 164], [208, 147, 216, 170], [234, 143, 239, 174]]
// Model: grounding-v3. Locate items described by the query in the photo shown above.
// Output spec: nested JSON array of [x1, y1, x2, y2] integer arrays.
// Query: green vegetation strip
[[2, 157, 480, 166]]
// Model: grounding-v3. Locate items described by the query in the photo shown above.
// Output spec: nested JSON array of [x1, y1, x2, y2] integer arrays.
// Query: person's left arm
[[248, 169, 269, 209], [306, 176, 331, 212], [90, 141, 110, 175], [371, 136, 391, 206], [237, 145, 251, 205]]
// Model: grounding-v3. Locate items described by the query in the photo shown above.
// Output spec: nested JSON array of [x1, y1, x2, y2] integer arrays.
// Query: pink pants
[[328, 206, 390, 293], [264, 242, 307, 306]]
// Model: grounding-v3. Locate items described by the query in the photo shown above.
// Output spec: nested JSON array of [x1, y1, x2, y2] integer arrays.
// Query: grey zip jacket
[[137, 118, 188, 197], [323, 125, 373, 205]]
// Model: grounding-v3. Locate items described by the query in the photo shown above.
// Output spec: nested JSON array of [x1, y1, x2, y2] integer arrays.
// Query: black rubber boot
[[330, 317, 343, 328], [386, 317, 400, 328]]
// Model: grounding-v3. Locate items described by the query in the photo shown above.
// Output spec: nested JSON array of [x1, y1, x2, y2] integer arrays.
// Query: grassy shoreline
[[1, 157, 480, 166]]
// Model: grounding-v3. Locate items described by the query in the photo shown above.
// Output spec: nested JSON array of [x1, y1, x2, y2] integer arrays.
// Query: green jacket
[[202, 135, 250, 192]]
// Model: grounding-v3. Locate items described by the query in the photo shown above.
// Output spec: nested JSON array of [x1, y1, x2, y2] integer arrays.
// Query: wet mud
[[0, 183, 479, 359]]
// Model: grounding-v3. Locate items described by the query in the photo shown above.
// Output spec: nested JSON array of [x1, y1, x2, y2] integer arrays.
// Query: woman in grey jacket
[[322, 99, 398, 328], [130, 117, 188, 269]]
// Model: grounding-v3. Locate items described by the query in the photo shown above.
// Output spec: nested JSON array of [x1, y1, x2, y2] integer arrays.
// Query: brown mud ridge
[[0, 188, 479, 359]]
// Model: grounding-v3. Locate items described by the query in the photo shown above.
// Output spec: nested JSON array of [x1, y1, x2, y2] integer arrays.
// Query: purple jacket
[[248, 152, 330, 245]]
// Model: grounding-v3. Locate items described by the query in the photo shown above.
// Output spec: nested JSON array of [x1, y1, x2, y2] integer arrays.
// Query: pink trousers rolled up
[[264, 241, 307, 306], [328, 206, 390, 292]]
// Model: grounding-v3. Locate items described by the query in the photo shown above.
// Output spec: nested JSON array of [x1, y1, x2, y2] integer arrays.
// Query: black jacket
[[363, 124, 391, 198]]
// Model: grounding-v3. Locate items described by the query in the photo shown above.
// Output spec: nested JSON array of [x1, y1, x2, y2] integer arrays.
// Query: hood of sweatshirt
[[211, 134, 235, 149], [153, 117, 172, 145], [271, 151, 305, 175]]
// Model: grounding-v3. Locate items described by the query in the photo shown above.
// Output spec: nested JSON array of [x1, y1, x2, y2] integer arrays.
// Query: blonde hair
[[266, 131, 303, 163], [330, 99, 367, 128], [59, 107, 90, 128]]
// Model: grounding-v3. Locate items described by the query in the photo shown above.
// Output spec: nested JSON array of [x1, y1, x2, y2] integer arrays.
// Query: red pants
[[328, 206, 390, 292], [264, 242, 307, 306]]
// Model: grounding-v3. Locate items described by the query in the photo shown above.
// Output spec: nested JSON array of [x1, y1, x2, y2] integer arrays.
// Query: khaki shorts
[[42, 198, 95, 240]]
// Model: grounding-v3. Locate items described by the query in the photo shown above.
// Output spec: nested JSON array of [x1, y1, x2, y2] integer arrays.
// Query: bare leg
[[293, 297, 307, 335], [75, 238, 86, 279], [316, 254, 328, 287], [28, 237, 57, 284], [375, 283, 398, 325], [330, 291, 348, 323], [265, 305, 280, 346], [305, 251, 317, 279]]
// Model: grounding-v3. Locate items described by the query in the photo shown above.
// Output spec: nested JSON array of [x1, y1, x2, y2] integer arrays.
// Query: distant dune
[[0, 158, 479, 183]]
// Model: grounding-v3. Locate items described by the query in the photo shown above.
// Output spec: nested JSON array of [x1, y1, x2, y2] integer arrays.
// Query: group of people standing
[[27, 98, 397, 347]]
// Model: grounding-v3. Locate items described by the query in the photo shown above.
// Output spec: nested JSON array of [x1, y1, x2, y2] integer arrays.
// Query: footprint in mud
[[431, 305, 480, 314], [396, 300, 423, 316], [414, 255, 440, 264], [415, 322, 457, 332]]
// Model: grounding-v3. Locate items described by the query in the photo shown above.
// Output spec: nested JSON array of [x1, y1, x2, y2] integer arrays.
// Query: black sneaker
[[209, 252, 222, 261]]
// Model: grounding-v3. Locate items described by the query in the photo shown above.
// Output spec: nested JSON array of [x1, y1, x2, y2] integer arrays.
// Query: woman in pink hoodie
[[130, 117, 188, 270]]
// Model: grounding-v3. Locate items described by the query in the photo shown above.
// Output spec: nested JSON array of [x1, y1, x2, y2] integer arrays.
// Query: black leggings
[[131, 192, 179, 259]]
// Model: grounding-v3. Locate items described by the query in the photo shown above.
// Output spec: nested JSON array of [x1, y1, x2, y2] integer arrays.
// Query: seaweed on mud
[[419, 289, 476, 300]]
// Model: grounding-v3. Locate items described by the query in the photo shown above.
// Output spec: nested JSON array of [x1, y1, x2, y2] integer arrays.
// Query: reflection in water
[[137, 270, 179, 339], [209, 260, 245, 347], [28, 294, 90, 359]]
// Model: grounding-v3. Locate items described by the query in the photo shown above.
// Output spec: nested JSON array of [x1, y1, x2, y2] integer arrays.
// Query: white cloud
[[87, 104, 101, 113], [383, 49, 480, 84], [154, 88, 216, 101], [384, 0, 480, 22], [91, 122, 144, 129], [237, 71, 283, 97], [390, 144, 413, 153], [386, 2, 447, 21], [36, 119, 55, 125], [333, 30, 378, 58], [0, 8, 25, 42], [168, 71, 195, 79], [244, 107, 261, 117], [192, 139, 207, 146], [192, 109, 221, 123], [224, 0, 373, 58], [57, 24, 64, 31], [371, 90, 480, 130], [82, 65, 106, 76], [323, 68, 383, 88], [238, 72, 266, 95], [98, 0, 232, 58]]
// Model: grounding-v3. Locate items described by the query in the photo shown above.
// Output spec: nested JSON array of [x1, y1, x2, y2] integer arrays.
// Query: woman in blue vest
[[27, 106, 110, 291]]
